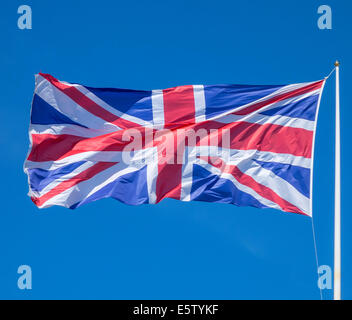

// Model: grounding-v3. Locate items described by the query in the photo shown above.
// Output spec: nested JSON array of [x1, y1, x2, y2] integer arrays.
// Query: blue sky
[[0, 0, 351, 299]]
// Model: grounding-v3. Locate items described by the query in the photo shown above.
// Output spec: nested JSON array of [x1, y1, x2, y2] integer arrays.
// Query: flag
[[24, 73, 325, 215]]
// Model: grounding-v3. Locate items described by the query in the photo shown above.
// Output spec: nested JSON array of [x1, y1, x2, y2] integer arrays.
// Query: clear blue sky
[[0, 0, 351, 299]]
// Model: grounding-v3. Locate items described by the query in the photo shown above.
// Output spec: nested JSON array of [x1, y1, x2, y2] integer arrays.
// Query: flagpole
[[334, 60, 341, 300]]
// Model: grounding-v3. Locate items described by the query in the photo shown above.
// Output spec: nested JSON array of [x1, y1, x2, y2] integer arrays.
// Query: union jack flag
[[24, 73, 325, 216]]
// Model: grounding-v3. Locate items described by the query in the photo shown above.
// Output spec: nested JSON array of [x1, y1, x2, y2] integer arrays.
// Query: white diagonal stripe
[[74, 84, 153, 128], [29, 161, 95, 199], [215, 113, 314, 130], [29, 124, 104, 138], [236, 160, 310, 215], [35, 75, 120, 132], [196, 157, 282, 210], [215, 89, 320, 130], [195, 146, 312, 169], [207, 82, 322, 122]]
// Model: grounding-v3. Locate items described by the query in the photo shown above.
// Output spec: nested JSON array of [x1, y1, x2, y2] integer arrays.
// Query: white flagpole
[[334, 60, 341, 300]]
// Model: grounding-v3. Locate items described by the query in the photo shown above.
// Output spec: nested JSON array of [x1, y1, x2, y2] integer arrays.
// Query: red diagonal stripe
[[202, 157, 307, 215], [233, 80, 324, 115], [28, 128, 151, 162], [31, 162, 116, 207], [39, 73, 140, 129]]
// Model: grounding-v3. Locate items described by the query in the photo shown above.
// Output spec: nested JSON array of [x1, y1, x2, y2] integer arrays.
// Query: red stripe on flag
[[28, 129, 149, 162], [28, 134, 86, 162], [203, 157, 307, 215], [28, 120, 313, 162], [195, 121, 313, 158], [155, 131, 183, 202], [31, 162, 116, 207], [39, 73, 140, 129], [162, 85, 196, 126], [229, 164, 306, 215], [156, 163, 183, 202], [233, 80, 324, 115]]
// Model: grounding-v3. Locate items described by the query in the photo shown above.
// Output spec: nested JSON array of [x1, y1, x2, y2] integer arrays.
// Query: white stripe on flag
[[74, 83, 153, 128], [236, 160, 310, 215], [29, 124, 103, 138], [215, 113, 315, 131], [193, 85, 206, 123], [152, 89, 165, 128], [36, 75, 120, 132], [196, 157, 282, 211]]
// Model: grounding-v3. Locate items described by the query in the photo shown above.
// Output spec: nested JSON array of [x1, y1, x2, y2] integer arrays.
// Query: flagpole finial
[[335, 60, 340, 67]]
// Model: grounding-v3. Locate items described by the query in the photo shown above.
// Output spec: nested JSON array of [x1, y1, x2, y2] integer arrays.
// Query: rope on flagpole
[[325, 66, 336, 80]]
